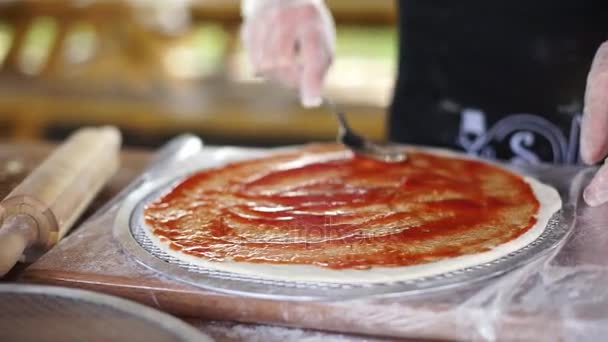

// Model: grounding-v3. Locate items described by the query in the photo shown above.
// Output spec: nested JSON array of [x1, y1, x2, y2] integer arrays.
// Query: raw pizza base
[[142, 146, 562, 284]]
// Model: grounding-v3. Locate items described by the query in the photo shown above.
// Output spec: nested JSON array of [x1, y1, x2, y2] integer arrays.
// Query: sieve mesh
[[115, 176, 574, 301], [113, 157, 583, 301]]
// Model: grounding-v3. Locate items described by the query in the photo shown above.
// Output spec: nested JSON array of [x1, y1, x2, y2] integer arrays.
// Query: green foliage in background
[[336, 26, 396, 59]]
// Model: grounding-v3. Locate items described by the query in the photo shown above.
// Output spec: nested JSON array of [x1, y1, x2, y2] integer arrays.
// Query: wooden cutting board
[[17, 145, 591, 341], [21, 208, 570, 341]]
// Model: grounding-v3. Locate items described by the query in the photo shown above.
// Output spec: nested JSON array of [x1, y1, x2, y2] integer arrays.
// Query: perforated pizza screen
[[144, 144, 541, 270]]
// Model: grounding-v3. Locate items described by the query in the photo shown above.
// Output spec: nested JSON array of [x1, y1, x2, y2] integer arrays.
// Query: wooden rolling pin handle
[[0, 195, 60, 252], [0, 126, 121, 277], [0, 214, 38, 276]]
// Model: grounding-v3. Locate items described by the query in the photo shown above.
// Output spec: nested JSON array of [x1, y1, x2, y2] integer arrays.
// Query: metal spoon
[[324, 98, 407, 162]]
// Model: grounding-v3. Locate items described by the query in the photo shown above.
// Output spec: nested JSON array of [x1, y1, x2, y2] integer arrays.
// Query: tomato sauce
[[144, 144, 539, 269]]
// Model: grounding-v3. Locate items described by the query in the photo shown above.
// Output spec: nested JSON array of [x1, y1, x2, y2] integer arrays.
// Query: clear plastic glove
[[241, 0, 336, 107], [581, 41, 608, 207]]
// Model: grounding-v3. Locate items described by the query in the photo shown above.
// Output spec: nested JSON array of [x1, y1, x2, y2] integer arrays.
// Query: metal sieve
[[114, 158, 585, 301], [0, 284, 212, 342]]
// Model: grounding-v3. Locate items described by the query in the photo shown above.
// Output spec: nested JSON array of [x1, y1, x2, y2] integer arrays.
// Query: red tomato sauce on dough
[[144, 144, 539, 270]]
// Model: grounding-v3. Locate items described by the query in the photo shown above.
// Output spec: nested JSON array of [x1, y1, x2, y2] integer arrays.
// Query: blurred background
[[0, 0, 397, 148]]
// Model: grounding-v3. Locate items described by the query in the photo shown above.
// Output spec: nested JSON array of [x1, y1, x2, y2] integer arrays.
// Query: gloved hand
[[241, 0, 336, 107], [581, 41, 608, 207]]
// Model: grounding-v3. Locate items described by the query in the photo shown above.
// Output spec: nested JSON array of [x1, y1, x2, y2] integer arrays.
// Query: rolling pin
[[0, 127, 121, 276]]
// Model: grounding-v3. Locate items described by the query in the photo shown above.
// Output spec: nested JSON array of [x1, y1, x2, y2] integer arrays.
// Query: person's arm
[[581, 41, 608, 207], [241, 0, 336, 107]]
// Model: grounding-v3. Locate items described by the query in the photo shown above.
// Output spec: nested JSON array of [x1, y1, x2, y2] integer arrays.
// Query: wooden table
[[0, 141, 398, 342]]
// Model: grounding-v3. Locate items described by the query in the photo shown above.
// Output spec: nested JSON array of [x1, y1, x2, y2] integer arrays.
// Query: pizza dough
[[143, 144, 562, 284]]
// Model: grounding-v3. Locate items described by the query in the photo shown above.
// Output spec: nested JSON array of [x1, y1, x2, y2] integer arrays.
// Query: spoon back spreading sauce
[[144, 144, 539, 270]]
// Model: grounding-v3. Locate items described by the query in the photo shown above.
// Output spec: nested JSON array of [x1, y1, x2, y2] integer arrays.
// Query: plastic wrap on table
[[334, 199, 608, 341]]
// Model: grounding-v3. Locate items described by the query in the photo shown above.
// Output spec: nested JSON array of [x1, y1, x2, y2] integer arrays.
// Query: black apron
[[389, 0, 608, 164]]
